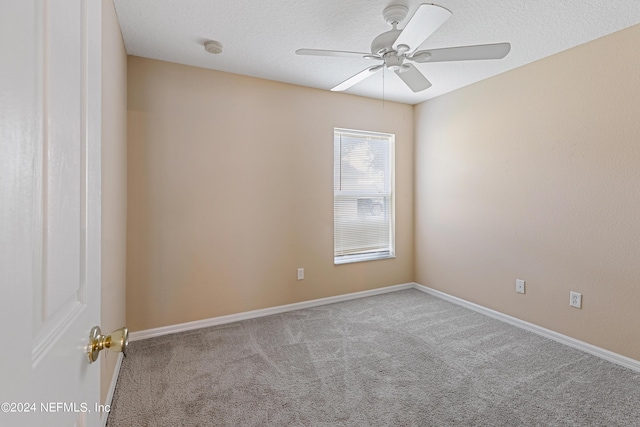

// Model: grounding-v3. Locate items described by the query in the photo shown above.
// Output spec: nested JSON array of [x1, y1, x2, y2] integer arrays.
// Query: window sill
[[334, 253, 395, 265]]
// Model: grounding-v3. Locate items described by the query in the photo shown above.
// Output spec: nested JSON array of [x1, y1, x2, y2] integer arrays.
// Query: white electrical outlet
[[516, 279, 525, 294], [569, 291, 582, 308], [297, 268, 304, 280]]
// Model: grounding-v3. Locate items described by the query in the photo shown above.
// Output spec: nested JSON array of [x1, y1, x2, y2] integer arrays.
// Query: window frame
[[333, 128, 396, 265]]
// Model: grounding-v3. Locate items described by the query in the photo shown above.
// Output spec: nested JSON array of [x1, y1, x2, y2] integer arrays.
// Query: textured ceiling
[[113, 0, 640, 105]]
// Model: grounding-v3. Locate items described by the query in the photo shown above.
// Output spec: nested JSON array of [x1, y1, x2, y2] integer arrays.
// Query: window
[[334, 128, 395, 264]]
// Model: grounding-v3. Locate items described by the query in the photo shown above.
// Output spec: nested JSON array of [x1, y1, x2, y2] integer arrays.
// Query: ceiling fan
[[296, 3, 511, 93]]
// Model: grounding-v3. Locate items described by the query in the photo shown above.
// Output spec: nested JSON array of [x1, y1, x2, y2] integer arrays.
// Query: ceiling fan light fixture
[[204, 40, 223, 54]]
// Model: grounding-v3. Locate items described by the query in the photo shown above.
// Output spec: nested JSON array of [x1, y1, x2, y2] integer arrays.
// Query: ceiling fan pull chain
[[382, 66, 385, 109]]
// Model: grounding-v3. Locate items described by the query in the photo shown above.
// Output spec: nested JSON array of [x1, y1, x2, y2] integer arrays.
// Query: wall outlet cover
[[516, 279, 525, 294], [570, 291, 582, 308]]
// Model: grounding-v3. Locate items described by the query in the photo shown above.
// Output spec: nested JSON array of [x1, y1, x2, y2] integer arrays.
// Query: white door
[[0, 1, 102, 426]]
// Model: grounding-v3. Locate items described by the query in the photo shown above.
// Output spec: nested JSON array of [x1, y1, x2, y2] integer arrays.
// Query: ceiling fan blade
[[393, 4, 452, 53], [296, 48, 373, 59], [411, 42, 511, 63], [331, 65, 383, 91], [395, 64, 432, 93]]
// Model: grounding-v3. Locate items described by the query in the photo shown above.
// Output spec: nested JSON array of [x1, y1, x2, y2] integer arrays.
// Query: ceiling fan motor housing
[[383, 52, 405, 71]]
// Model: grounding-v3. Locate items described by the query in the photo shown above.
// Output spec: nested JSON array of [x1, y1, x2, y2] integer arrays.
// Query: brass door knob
[[87, 326, 128, 363]]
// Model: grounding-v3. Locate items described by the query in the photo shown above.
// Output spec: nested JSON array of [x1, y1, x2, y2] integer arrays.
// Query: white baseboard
[[129, 282, 414, 341], [412, 282, 640, 373], [127, 281, 639, 373], [101, 352, 124, 427]]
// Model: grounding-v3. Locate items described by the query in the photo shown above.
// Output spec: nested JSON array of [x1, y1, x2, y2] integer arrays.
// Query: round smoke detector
[[204, 40, 223, 54]]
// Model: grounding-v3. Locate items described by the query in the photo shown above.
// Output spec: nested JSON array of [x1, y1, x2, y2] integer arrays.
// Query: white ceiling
[[113, 0, 640, 105]]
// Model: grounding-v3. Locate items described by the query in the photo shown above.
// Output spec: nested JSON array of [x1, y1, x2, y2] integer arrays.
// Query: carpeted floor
[[107, 289, 640, 426]]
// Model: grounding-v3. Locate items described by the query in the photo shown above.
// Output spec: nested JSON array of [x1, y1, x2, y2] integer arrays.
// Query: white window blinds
[[334, 128, 395, 264]]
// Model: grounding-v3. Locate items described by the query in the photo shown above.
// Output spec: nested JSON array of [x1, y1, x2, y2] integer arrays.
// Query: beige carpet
[[107, 289, 640, 426]]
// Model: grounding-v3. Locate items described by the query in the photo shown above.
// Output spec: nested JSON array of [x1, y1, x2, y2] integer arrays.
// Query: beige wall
[[101, 0, 127, 404], [415, 24, 640, 360], [127, 57, 414, 331]]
